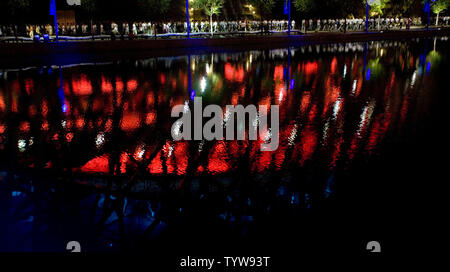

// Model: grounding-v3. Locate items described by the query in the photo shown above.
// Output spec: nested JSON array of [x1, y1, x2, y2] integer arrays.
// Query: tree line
[[0, 0, 449, 25]]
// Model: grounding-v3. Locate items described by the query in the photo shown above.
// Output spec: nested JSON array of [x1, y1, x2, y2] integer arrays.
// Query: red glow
[[322, 76, 341, 117], [11, 96, 18, 113], [66, 133, 73, 142], [0, 93, 5, 112], [148, 151, 163, 175], [145, 112, 156, 125], [116, 77, 124, 92], [299, 126, 318, 166], [355, 79, 363, 97], [169, 141, 189, 175], [231, 93, 239, 105], [41, 121, 49, 131], [147, 93, 155, 107], [159, 74, 166, 85], [225, 63, 245, 82], [300, 92, 311, 114], [329, 137, 343, 169], [127, 79, 138, 91], [400, 94, 409, 125], [72, 74, 93, 96], [24, 79, 34, 95], [304, 61, 318, 76], [120, 152, 129, 174], [101, 76, 113, 93], [121, 113, 141, 131], [330, 57, 337, 74], [80, 155, 109, 174], [274, 65, 284, 81], [19, 122, 30, 132], [207, 141, 231, 174], [76, 118, 85, 129]]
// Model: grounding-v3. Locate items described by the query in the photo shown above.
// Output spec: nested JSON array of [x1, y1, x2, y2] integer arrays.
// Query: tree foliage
[[138, 0, 172, 18], [4, 0, 30, 17], [366, 0, 391, 16], [339, 0, 365, 17], [293, 0, 314, 13], [0, 0, 30, 23], [431, 0, 450, 14], [390, 0, 416, 15], [192, 0, 225, 17], [80, 0, 97, 14], [250, 0, 276, 17], [294, 0, 363, 17]]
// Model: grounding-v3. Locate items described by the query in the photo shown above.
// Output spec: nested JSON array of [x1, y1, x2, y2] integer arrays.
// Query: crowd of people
[[1, 16, 449, 39]]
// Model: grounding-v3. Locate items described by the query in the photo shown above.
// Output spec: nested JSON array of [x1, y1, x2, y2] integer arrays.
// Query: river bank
[[0, 28, 449, 68]]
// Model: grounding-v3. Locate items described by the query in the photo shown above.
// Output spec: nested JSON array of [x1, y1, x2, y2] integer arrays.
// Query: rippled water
[[0, 39, 446, 180], [0, 37, 448, 252]]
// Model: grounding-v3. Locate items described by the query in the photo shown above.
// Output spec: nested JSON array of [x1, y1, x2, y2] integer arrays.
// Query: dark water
[[0, 38, 448, 254]]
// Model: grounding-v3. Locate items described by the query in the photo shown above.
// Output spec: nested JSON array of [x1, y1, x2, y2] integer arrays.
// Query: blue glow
[[278, 186, 286, 196], [366, 68, 371, 81], [49, 0, 56, 15], [12, 191, 22, 197], [426, 62, 431, 74], [324, 173, 335, 198], [58, 87, 67, 113], [290, 79, 295, 89], [190, 89, 196, 100], [186, 0, 190, 38], [305, 193, 311, 209], [420, 54, 425, 65]]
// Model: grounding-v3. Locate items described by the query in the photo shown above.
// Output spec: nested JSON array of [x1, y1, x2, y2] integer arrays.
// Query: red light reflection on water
[[0, 47, 433, 179]]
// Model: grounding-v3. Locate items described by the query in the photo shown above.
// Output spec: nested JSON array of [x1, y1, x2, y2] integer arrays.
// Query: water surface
[[0, 38, 447, 252]]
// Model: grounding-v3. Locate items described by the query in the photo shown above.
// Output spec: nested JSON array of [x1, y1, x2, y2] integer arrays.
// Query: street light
[[51, 0, 81, 42], [288, 0, 291, 35], [284, 0, 292, 35], [186, 0, 190, 38], [366, 0, 369, 32]]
